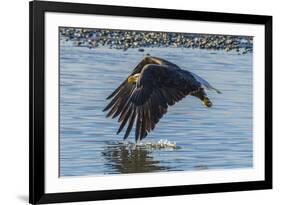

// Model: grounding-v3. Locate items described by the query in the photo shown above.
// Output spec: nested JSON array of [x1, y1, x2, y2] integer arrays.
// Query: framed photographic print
[[29, 0, 272, 204]]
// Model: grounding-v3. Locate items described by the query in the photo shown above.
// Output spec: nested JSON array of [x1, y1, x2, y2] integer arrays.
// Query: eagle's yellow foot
[[203, 97, 212, 108]]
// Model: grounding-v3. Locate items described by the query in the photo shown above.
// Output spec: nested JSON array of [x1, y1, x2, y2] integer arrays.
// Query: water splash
[[114, 139, 180, 150], [143, 139, 178, 149]]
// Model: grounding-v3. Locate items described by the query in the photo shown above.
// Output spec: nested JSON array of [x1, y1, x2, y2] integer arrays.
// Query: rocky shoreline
[[60, 28, 253, 54]]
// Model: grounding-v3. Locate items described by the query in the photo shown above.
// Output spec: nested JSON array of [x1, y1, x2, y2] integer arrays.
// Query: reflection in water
[[102, 142, 170, 174]]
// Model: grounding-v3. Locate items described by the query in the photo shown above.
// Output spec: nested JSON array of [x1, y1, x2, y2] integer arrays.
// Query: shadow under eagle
[[103, 56, 221, 143]]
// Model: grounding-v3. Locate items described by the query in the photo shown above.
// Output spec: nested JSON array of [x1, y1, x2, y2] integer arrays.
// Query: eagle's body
[[103, 56, 220, 142]]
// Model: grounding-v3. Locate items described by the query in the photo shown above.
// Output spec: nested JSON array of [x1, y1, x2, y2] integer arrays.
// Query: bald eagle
[[103, 56, 221, 143]]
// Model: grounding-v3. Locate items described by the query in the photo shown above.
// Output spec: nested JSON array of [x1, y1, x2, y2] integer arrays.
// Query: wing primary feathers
[[140, 105, 147, 140], [112, 86, 135, 118], [124, 107, 136, 140], [145, 101, 151, 132], [135, 108, 141, 142], [106, 100, 121, 118], [118, 104, 131, 122], [103, 95, 119, 112], [146, 99, 154, 131], [116, 105, 133, 134], [103, 86, 125, 112], [117, 86, 137, 122], [150, 91, 160, 124], [106, 80, 126, 100], [105, 84, 133, 117]]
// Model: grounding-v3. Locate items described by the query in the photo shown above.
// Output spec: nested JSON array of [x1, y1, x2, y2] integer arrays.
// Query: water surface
[[59, 40, 253, 176]]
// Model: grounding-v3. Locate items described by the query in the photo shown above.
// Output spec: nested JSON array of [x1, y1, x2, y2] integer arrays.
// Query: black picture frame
[[29, 0, 272, 204]]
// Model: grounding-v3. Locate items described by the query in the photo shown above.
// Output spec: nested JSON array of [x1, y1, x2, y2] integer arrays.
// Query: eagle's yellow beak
[[128, 75, 138, 83], [203, 97, 212, 108]]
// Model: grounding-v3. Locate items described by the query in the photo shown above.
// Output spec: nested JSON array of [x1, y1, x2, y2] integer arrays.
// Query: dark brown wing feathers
[[123, 107, 137, 140], [104, 56, 200, 142]]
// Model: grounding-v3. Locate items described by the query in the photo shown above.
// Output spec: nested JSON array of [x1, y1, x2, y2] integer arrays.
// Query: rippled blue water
[[59, 40, 253, 176]]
